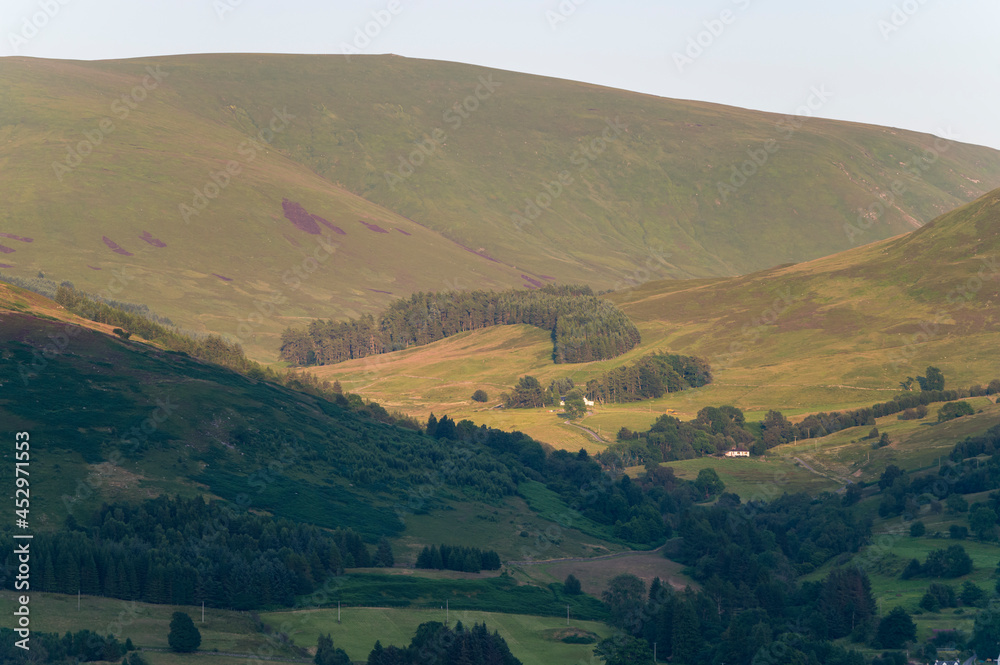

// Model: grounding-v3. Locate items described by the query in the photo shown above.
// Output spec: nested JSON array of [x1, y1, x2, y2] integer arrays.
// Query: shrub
[[471, 389, 489, 403], [168, 612, 201, 653], [910, 521, 926, 537]]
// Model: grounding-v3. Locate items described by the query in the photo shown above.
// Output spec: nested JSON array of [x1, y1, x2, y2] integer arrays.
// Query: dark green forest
[[0, 496, 373, 610], [279, 285, 642, 366]]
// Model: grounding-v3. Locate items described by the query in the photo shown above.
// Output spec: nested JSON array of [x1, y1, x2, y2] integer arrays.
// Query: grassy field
[[514, 547, 699, 598], [0, 591, 305, 662], [0, 591, 615, 665], [4, 54, 1000, 362], [390, 491, 628, 565], [770, 397, 1000, 485], [259, 606, 614, 665], [659, 455, 839, 500]]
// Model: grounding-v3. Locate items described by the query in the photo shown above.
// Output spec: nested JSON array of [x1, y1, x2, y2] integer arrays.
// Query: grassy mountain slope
[[0, 297, 624, 563], [308, 187, 1000, 448], [3, 54, 1000, 361]]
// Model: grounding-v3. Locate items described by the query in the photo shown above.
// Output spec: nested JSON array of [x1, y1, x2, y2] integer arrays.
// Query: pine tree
[[375, 538, 394, 568]]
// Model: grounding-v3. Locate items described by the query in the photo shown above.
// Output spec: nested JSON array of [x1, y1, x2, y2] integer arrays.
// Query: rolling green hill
[[3, 53, 1000, 361], [307, 186, 1000, 450]]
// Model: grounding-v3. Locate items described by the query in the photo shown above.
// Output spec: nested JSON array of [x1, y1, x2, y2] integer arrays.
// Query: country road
[[565, 420, 607, 444]]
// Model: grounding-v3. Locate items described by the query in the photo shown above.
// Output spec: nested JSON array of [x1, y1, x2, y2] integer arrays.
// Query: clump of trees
[[415, 545, 501, 573], [899, 544, 973, 579], [362, 621, 522, 665], [584, 352, 712, 404], [280, 285, 642, 366], [0, 627, 127, 663], [939, 400, 975, 422], [501, 376, 545, 408], [471, 389, 488, 402]]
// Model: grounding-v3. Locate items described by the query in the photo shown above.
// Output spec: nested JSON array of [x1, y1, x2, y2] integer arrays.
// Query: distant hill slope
[[306, 187, 1000, 447], [611, 185, 1000, 390], [2, 54, 1000, 360]]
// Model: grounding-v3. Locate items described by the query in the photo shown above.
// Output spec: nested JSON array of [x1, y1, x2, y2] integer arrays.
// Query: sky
[[4, 0, 999, 149]]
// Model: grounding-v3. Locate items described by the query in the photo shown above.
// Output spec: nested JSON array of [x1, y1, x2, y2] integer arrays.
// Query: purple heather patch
[[0, 245, 13, 254], [0, 263, 13, 268], [539, 275, 556, 281], [282, 198, 322, 235], [102, 237, 133, 256], [213, 273, 233, 282], [368, 289, 394, 295], [139, 231, 167, 247], [521, 275, 544, 288], [88, 265, 102, 270], [359, 220, 389, 233], [312, 214, 346, 235], [0, 233, 32, 243], [394, 228, 412, 236]]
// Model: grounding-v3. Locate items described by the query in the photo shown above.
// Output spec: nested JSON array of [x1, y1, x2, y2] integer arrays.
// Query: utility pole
[[654, 642, 657, 662], [202, 601, 205, 623], [446, 600, 449, 626], [338, 602, 341, 623]]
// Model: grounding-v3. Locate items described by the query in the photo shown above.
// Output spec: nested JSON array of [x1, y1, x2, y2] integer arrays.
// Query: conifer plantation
[[280, 285, 641, 366]]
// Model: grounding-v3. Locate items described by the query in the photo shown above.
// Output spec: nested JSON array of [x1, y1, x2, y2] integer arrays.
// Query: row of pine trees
[[414, 545, 501, 573], [279, 284, 641, 366]]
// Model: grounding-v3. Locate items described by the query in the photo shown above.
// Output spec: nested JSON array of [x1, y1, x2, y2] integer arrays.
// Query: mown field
[[259, 606, 614, 665]]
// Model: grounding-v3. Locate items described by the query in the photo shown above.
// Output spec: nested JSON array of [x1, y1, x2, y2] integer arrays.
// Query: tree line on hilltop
[[279, 284, 642, 366]]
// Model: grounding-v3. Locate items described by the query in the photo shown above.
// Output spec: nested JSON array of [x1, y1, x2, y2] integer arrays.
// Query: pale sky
[[4, 0, 999, 149]]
